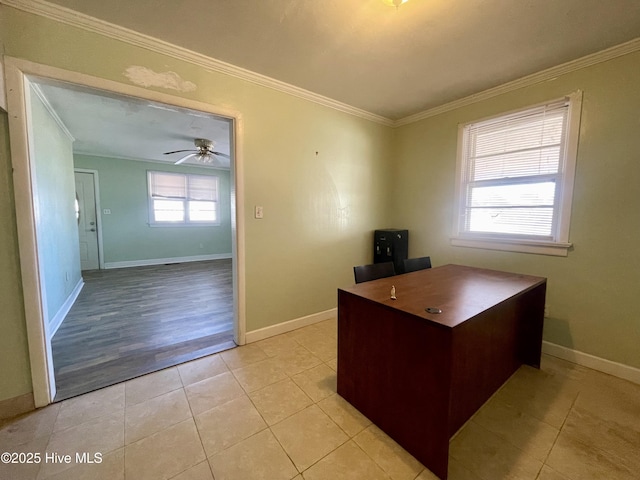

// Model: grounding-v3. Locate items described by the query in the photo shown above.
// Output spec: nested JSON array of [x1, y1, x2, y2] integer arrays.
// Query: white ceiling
[[43, 0, 640, 120], [33, 78, 233, 168], [21, 0, 640, 164]]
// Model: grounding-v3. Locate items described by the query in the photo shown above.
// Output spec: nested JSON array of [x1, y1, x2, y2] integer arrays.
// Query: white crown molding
[[1, 0, 394, 127], [29, 83, 76, 142], [3, 0, 639, 128], [396, 36, 640, 126]]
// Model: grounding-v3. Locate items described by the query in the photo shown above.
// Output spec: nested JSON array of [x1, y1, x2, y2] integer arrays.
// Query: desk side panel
[[517, 282, 546, 367], [448, 282, 546, 436], [337, 290, 452, 479]]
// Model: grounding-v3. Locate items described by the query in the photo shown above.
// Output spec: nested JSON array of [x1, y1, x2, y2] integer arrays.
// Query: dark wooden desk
[[337, 264, 546, 480]]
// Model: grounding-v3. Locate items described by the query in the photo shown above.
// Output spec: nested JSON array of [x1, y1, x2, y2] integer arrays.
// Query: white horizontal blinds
[[187, 175, 217, 222], [148, 172, 186, 222], [149, 171, 218, 223], [468, 101, 567, 181], [462, 100, 569, 238], [149, 172, 187, 199], [188, 175, 217, 201]]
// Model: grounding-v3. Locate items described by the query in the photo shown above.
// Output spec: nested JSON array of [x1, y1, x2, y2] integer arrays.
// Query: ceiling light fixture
[[382, 0, 409, 8], [163, 138, 230, 165]]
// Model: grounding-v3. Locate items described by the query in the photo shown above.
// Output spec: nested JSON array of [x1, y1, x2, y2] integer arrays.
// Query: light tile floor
[[1, 318, 639, 480]]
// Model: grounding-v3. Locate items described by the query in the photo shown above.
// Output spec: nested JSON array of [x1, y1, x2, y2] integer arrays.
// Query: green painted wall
[[1, 7, 393, 401], [392, 51, 640, 369], [29, 86, 82, 326], [73, 155, 232, 264]]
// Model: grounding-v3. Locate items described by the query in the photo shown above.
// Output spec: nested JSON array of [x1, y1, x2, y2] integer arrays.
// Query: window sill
[[451, 237, 572, 257]]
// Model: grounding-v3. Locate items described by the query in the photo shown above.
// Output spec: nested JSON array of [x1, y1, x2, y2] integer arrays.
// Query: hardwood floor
[[51, 259, 235, 400]]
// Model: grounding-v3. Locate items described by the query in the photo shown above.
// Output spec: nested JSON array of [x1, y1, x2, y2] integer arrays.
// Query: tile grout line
[[238, 327, 354, 478], [538, 389, 581, 476], [541, 387, 638, 480], [181, 377, 208, 480], [169, 336, 342, 478], [122, 392, 127, 480], [282, 342, 364, 478]]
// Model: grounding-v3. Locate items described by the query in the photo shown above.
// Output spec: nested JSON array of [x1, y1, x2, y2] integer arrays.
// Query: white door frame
[[74, 169, 105, 270], [5, 56, 246, 407]]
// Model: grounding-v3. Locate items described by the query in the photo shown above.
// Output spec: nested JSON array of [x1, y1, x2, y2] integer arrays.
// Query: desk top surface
[[339, 264, 546, 328]]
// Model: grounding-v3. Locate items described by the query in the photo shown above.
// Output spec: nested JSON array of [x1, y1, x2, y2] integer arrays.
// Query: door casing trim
[[5, 56, 246, 406]]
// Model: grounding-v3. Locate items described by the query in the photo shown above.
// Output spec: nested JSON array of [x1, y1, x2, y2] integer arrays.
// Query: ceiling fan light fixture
[[164, 138, 230, 166], [194, 138, 214, 150]]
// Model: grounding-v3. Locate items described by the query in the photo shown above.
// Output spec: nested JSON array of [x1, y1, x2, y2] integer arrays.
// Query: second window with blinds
[[452, 92, 582, 256], [148, 171, 219, 226]]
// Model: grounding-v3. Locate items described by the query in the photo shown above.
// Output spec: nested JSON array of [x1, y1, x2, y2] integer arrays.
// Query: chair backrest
[[353, 262, 396, 284], [403, 256, 432, 273]]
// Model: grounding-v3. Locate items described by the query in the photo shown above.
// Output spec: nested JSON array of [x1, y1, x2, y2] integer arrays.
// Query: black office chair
[[403, 256, 432, 273], [353, 262, 396, 284]]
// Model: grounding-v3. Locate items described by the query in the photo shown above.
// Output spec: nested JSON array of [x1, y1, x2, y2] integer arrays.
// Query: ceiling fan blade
[[164, 149, 197, 155], [174, 153, 196, 165], [211, 151, 230, 158]]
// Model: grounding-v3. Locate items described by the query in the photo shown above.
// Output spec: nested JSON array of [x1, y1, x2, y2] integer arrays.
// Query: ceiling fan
[[163, 138, 230, 165]]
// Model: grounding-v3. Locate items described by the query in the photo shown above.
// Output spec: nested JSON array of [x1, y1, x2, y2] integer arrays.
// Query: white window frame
[[147, 171, 220, 226], [451, 91, 582, 256]]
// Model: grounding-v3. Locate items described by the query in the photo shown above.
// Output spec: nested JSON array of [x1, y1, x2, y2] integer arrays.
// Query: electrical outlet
[[255, 205, 264, 219]]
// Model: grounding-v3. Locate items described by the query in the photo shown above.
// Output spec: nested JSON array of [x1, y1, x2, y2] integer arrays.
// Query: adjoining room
[[27, 78, 237, 400]]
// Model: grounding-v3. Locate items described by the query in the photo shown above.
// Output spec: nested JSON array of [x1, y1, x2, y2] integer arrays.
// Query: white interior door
[[75, 171, 100, 270]]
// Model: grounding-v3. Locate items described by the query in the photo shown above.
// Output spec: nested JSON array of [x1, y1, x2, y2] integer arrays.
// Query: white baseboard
[[542, 341, 640, 385], [104, 253, 232, 269], [245, 308, 338, 344], [49, 278, 84, 337]]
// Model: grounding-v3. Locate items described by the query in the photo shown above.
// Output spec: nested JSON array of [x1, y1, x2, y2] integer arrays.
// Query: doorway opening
[[6, 57, 245, 405]]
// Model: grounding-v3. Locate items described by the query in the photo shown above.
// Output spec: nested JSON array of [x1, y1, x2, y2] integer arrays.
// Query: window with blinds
[[148, 171, 218, 225], [453, 93, 582, 256]]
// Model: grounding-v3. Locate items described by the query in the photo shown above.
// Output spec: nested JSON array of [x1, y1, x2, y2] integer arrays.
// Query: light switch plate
[[255, 206, 264, 219]]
